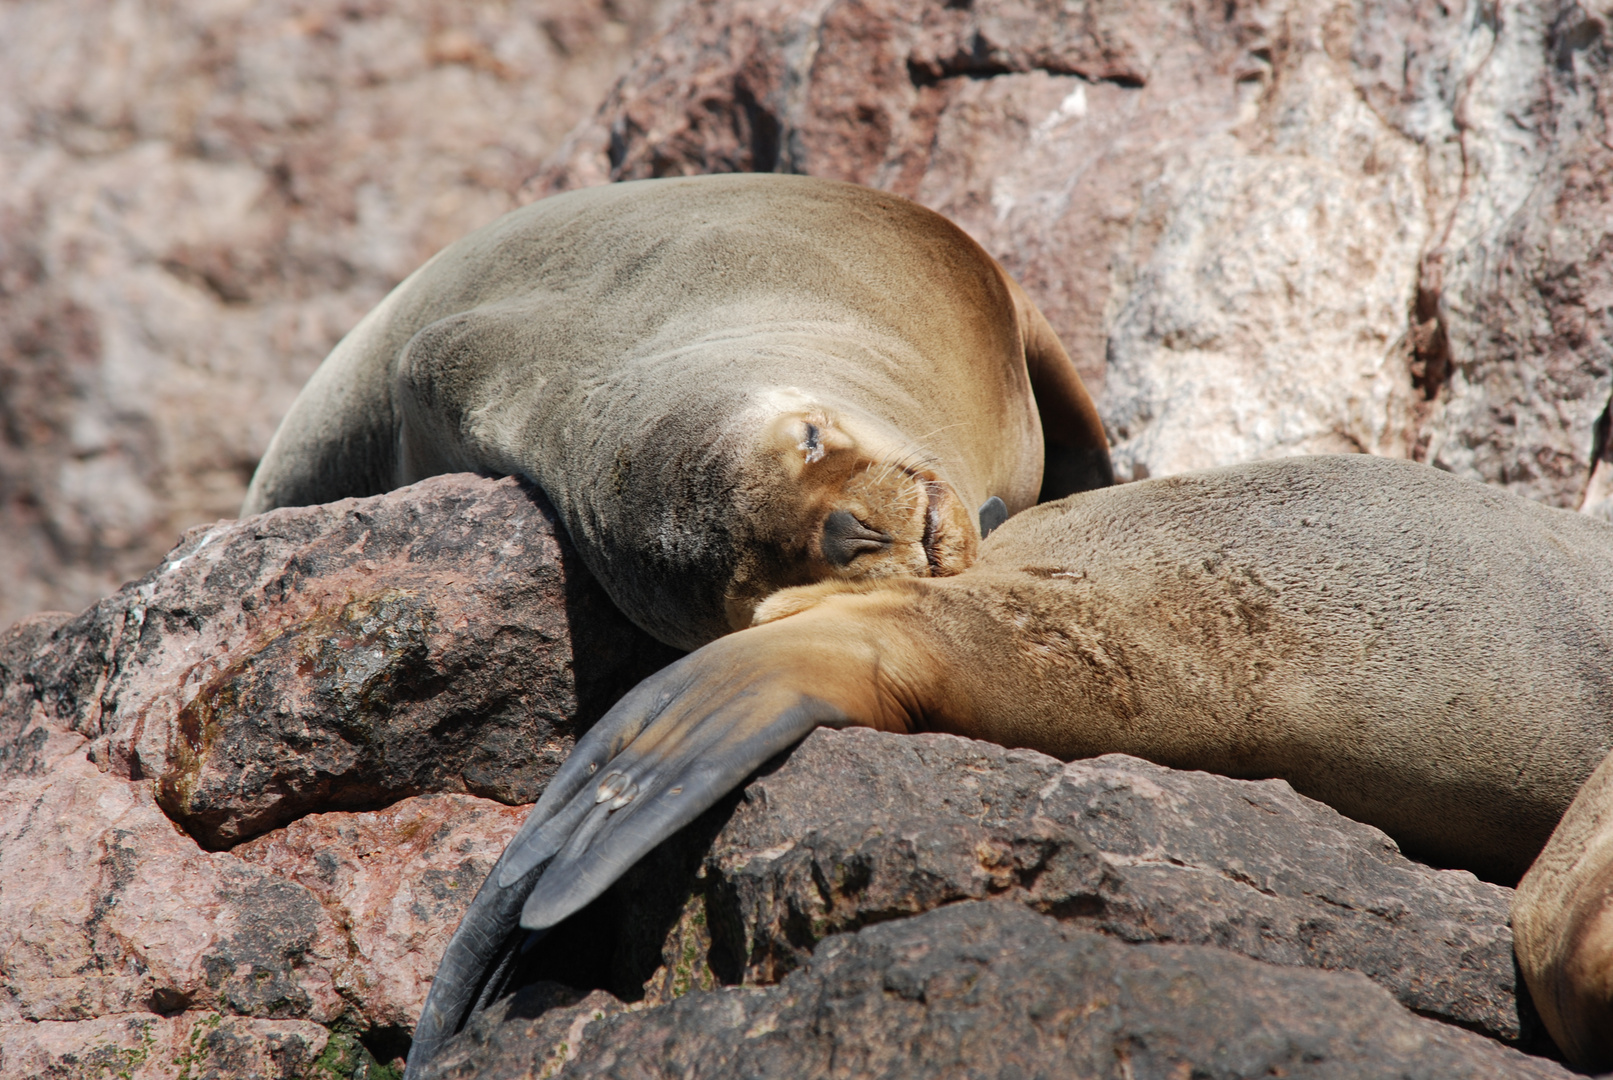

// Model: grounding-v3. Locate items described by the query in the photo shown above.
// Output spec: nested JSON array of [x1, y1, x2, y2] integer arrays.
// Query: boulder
[[422, 901, 1572, 1080], [1, 473, 678, 847], [469, 732, 1550, 1052], [0, 476, 673, 1075]]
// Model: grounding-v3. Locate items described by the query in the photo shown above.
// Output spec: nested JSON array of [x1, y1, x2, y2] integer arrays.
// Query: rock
[[413, 985, 628, 1080], [551, 731, 1539, 1048], [422, 900, 1572, 1080], [232, 794, 529, 1034], [0, 1012, 339, 1080], [0, 0, 672, 630], [535, 0, 1613, 507], [0, 752, 349, 1027], [0, 473, 679, 848], [0, 475, 683, 1067], [0, 746, 527, 1067]]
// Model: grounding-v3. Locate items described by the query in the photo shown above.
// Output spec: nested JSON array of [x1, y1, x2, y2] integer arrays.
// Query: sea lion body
[[756, 454, 1613, 880], [244, 173, 1110, 649], [1515, 752, 1613, 1069], [411, 455, 1613, 1073]]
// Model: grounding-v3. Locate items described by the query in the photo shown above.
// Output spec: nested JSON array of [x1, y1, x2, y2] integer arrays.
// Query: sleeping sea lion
[[411, 454, 1613, 1074], [243, 173, 1112, 650]]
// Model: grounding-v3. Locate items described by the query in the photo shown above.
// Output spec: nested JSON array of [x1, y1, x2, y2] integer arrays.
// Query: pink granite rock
[[0, 730, 527, 1070], [0, 475, 678, 1072], [1, 473, 677, 849], [0, 1012, 336, 1080], [0, 0, 672, 629], [0, 752, 347, 1026], [233, 794, 528, 1033]]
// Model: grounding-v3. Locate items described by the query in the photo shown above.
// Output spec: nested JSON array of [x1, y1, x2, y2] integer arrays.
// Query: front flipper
[[405, 615, 914, 1076]]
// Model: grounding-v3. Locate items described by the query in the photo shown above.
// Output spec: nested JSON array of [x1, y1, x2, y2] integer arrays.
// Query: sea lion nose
[[822, 510, 891, 566]]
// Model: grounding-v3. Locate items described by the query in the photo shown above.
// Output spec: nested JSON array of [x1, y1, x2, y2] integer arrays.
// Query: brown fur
[[1515, 751, 1613, 1069], [749, 455, 1613, 881], [243, 174, 1109, 650]]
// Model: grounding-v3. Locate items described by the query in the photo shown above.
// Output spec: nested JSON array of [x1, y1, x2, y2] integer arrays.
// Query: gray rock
[[688, 732, 1530, 1045], [425, 900, 1573, 1080]]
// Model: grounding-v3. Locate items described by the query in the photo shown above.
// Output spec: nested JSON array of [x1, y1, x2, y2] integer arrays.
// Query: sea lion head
[[720, 391, 979, 631], [546, 383, 980, 653]]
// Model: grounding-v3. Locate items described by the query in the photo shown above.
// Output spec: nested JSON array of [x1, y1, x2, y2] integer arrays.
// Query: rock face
[[535, 0, 1613, 507], [421, 732, 1566, 1078], [0, 476, 1577, 1077], [427, 902, 1567, 1080], [0, 0, 671, 630]]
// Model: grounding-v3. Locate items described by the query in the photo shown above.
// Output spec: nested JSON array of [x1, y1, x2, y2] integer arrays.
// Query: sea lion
[[1514, 752, 1613, 1069], [410, 454, 1613, 1074], [243, 173, 1112, 650]]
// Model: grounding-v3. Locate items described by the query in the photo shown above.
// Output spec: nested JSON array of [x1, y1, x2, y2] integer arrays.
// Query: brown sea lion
[[410, 454, 1613, 1074], [1515, 752, 1613, 1070], [243, 173, 1111, 650]]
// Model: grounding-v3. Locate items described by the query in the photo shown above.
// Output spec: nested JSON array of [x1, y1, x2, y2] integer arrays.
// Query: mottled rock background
[[4, 0, 1611, 631], [0, 0, 669, 630]]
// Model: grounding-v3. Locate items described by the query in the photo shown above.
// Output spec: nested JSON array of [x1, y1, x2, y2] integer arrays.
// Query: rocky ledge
[[0, 475, 1580, 1078]]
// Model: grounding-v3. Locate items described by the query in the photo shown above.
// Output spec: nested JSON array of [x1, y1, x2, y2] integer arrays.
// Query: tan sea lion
[[1514, 752, 1613, 1069], [410, 454, 1613, 1074], [243, 173, 1112, 650]]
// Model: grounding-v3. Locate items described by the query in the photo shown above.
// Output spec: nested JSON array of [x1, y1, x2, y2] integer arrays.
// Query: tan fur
[[412, 452, 1613, 1072], [243, 174, 1108, 650], [746, 455, 1613, 882], [750, 456, 1613, 1067], [1515, 752, 1613, 1070]]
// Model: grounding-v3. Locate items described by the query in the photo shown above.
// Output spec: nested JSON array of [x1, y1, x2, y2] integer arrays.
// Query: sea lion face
[[723, 404, 978, 630]]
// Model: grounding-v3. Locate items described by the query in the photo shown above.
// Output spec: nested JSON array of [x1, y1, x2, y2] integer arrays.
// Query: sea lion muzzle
[[821, 509, 891, 566]]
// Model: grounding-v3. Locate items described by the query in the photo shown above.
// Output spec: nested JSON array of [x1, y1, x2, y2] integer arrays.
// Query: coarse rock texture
[[0, 0, 672, 630], [1, 1012, 341, 1080], [534, 0, 1613, 506], [0, 476, 676, 1076], [1, 473, 679, 848], [422, 903, 1571, 1080], [423, 730, 1567, 1078], [0, 476, 1579, 1077]]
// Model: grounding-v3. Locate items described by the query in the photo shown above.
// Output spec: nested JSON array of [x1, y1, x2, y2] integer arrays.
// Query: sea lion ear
[[978, 496, 1008, 538]]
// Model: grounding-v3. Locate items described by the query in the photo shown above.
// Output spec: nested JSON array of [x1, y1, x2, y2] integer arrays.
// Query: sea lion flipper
[[513, 651, 849, 930], [1002, 274, 1114, 499], [410, 602, 922, 1074]]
